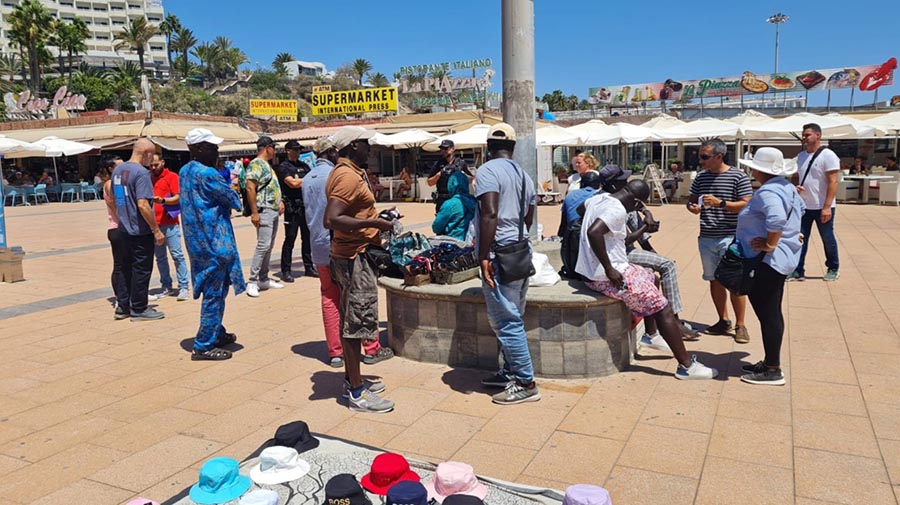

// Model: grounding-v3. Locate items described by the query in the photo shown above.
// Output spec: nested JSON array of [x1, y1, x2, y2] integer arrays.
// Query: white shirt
[[575, 193, 630, 281], [796, 147, 840, 210], [567, 172, 581, 191]]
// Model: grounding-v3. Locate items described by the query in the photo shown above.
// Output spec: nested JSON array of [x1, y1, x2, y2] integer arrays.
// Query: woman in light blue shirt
[[735, 148, 805, 386]]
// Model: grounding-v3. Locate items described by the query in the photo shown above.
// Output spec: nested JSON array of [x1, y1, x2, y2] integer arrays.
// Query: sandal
[[191, 347, 232, 361], [214, 332, 237, 347]]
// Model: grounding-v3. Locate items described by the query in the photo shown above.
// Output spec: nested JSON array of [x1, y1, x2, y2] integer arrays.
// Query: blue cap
[[386, 480, 428, 505]]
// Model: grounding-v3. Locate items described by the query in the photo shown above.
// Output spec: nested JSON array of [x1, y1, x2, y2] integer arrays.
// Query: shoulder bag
[[241, 167, 271, 217], [491, 161, 536, 284], [798, 146, 826, 188]]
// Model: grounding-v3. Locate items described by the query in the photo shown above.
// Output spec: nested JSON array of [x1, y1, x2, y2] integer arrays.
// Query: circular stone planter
[[380, 243, 636, 379]]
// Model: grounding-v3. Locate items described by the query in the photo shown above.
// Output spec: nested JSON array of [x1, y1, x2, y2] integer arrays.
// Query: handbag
[[491, 161, 536, 284], [363, 243, 403, 279]]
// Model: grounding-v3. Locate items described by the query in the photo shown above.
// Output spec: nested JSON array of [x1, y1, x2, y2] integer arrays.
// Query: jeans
[[281, 210, 313, 272], [482, 272, 534, 383], [249, 208, 279, 283], [107, 228, 128, 309], [796, 208, 839, 276], [748, 263, 786, 368], [318, 264, 380, 358], [154, 224, 189, 290], [121, 232, 155, 314]]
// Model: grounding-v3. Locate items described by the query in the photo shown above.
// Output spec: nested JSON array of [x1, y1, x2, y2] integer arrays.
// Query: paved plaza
[[0, 200, 899, 504]]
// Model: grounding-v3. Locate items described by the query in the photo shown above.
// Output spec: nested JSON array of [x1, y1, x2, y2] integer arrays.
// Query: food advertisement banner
[[310, 87, 398, 116], [589, 58, 896, 105]]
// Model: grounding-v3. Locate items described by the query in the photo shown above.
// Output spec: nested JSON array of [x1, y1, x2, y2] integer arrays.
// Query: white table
[[842, 175, 894, 203]]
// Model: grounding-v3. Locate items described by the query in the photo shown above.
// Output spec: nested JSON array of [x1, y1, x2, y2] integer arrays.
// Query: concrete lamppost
[[767, 13, 789, 109]]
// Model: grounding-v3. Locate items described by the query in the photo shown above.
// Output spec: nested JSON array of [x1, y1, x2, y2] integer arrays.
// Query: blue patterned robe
[[179, 160, 246, 297]]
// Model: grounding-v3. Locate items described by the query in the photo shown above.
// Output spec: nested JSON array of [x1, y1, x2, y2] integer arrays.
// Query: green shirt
[[246, 158, 282, 211]]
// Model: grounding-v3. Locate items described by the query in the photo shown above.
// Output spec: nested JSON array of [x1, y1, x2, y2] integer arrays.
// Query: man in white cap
[[180, 128, 245, 361], [324, 126, 395, 413]]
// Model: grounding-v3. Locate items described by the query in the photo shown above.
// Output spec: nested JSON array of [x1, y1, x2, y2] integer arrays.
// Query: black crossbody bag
[[491, 161, 536, 283]]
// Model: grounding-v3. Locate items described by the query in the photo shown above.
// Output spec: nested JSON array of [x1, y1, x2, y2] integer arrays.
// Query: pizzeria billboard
[[588, 58, 896, 105]]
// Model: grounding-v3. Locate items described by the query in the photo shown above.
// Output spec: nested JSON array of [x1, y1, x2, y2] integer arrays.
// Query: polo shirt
[[324, 158, 380, 260]]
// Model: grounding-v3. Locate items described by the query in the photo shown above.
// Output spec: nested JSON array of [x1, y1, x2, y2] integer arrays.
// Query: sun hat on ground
[[562, 484, 612, 505], [361, 452, 420, 495], [422, 462, 487, 503], [249, 446, 311, 485], [189, 457, 251, 505]]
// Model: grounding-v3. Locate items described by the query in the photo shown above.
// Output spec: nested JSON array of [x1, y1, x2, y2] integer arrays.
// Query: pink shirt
[[103, 181, 118, 230]]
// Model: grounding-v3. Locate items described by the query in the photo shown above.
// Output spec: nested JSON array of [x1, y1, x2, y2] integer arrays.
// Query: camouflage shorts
[[330, 254, 379, 341]]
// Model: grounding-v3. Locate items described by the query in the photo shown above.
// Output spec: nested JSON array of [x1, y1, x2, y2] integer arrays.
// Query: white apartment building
[[0, 0, 169, 76], [285, 60, 334, 80]]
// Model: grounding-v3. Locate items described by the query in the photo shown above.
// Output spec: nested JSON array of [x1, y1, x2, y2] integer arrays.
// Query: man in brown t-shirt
[[324, 126, 395, 414]]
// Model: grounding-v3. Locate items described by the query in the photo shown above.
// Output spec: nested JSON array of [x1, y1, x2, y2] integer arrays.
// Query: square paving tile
[[695, 456, 793, 505], [639, 390, 719, 433], [558, 397, 644, 441], [603, 466, 697, 505], [522, 431, 623, 485], [879, 438, 900, 486], [791, 379, 868, 417], [328, 418, 406, 449], [0, 415, 124, 463], [30, 478, 133, 505], [386, 411, 485, 460], [474, 404, 567, 450], [451, 440, 536, 482], [181, 400, 289, 445], [5, 391, 120, 431], [794, 447, 895, 505], [93, 385, 201, 421], [707, 416, 792, 469], [617, 423, 709, 479], [793, 409, 881, 458], [91, 408, 213, 454]]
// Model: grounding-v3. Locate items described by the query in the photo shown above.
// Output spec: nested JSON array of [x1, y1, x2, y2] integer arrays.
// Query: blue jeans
[[796, 208, 839, 276], [482, 273, 534, 383], [155, 224, 189, 290]]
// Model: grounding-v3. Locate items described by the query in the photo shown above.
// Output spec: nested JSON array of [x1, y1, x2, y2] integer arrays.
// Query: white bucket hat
[[738, 147, 797, 177], [239, 489, 279, 505], [249, 446, 311, 485]]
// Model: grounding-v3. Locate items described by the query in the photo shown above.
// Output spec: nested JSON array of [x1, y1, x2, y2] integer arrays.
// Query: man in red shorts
[[576, 180, 717, 380]]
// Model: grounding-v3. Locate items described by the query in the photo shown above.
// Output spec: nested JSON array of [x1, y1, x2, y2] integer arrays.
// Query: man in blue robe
[[180, 128, 245, 360]]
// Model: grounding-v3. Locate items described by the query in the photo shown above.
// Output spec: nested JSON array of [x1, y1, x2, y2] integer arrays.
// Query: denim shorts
[[698, 235, 733, 281]]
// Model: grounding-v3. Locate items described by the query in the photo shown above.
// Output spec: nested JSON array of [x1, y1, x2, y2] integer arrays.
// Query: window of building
[[150, 45, 164, 51], [96, 35, 109, 40]]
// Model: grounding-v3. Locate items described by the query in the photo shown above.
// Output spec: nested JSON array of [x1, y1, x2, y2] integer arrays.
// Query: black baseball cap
[[257, 136, 276, 149], [439, 140, 454, 149], [285, 140, 302, 151]]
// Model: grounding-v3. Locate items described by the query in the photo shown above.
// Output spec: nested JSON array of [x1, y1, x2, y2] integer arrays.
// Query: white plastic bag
[[529, 252, 560, 287]]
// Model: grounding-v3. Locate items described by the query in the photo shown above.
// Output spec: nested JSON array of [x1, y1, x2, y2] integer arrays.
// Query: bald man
[[111, 138, 166, 321]]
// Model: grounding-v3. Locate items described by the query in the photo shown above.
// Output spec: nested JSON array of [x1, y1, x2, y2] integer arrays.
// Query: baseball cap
[[313, 136, 337, 154], [331, 126, 377, 150], [256, 136, 276, 149], [185, 128, 224, 146], [285, 140, 302, 150], [439, 139, 455, 149], [487, 123, 516, 142]]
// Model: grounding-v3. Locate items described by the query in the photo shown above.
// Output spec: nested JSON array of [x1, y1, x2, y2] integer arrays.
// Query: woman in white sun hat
[[736, 147, 805, 386]]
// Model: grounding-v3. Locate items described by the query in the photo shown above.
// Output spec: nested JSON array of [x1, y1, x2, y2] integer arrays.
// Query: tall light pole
[[767, 13, 789, 75]]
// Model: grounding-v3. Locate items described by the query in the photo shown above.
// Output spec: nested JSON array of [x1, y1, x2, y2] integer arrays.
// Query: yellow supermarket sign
[[310, 87, 397, 116], [249, 99, 297, 117], [311, 85, 332, 93]]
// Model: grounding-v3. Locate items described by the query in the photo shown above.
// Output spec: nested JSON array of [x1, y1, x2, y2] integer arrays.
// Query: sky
[[168, 0, 899, 108]]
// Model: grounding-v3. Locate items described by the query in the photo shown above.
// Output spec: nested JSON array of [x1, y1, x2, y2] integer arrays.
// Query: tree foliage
[[113, 16, 159, 73], [7, 0, 54, 92]]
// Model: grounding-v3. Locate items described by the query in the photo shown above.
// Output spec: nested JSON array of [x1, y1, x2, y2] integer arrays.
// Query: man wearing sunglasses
[[428, 139, 472, 213], [686, 139, 753, 344]]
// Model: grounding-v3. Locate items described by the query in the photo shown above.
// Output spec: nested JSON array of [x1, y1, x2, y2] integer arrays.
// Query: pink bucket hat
[[422, 462, 487, 503]]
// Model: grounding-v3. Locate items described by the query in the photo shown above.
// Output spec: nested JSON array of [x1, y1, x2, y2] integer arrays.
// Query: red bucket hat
[[361, 453, 421, 495]]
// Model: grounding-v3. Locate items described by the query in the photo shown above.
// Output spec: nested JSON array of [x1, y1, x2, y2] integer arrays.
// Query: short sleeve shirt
[[245, 158, 282, 211], [276, 159, 309, 204], [575, 193, 630, 281], [324, 158, 380, 260], [473, 158, 536, 248], [151, 169, 180, 226], [429, 157, 471, 195], [796, 148, 840, 210], [111, 161, 154, 236], [689, 166, 753, 237]]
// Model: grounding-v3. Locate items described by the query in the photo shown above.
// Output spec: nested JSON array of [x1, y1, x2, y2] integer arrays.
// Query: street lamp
[[766, 13, 789, 75]]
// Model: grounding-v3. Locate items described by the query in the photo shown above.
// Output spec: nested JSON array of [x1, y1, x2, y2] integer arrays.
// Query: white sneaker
[[639, 333, 671, 353], [176, 288, 189, 301], [675, 355, 718, 380], [259, 280, 284, 290], [148, 288, 173, 301], [246, 282, 260, 298]]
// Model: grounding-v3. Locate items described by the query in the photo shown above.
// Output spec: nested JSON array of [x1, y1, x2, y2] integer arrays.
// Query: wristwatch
[[719, 199, 727, 209]]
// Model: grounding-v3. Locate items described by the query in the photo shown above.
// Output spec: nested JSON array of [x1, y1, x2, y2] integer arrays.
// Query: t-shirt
[[429, 157, 471, 195], [561, 187, 596, 225], [276, 158, 310, 207], [324, 158, 380, 260], [689, 166, 753, 238], [473, 157, 536, 248], [245, 158, 282, 211], [111, 161, 154, 236], [575, 193, 630, 282], [796, 148, 840, 210], [103, 181, 118, 230], [302, 158, 335, 266], [151, 168, 180, 226]]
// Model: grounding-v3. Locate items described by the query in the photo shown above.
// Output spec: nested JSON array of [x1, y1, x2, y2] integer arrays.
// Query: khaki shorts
[[330, 254, 379, 341]]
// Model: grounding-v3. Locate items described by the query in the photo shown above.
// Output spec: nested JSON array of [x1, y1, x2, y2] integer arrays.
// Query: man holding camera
[[428, 139, 472, 213], [276, 140, 315, 282]]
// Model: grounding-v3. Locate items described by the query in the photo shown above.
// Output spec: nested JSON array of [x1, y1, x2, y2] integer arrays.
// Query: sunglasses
[[699, 154, 718, 160]]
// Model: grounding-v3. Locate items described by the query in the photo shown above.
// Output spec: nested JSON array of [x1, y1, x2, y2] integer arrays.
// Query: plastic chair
[[81, 181, 98, 201], [417, 178, 432, 203], [60, 184, 78, 202], [836, 179, 860, 202], [878, 181, 900, 206], [29, 184, 49, 205], [3, 186, 25, 206]]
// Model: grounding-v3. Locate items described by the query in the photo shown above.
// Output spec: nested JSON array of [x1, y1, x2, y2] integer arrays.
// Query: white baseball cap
[[331, 126, 377, 150], [185, 128, 224, 146]]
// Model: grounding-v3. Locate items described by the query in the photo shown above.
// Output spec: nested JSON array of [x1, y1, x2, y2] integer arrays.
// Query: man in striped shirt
[[686, 139, 753, 343]]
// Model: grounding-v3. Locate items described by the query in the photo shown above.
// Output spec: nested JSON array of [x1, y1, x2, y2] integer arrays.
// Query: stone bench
[[380, 243, 636, 379]]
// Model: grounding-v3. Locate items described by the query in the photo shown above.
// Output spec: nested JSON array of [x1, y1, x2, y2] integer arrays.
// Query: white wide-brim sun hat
[[249, 446, 311, 485], [738, 147, 797, 177]]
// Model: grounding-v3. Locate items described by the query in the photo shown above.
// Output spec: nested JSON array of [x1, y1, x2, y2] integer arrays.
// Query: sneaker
[[741, 360, 767, 374], [734, 325, 750, 344], [639, 333, 672, 353], [114, 306, 130, 320], [680, 321, 701, 341], [246, 283, 260, 298], [148, 288, 174, 301], [824, 269, 840, 282], [342, 378, 386, 399], [258, 280, 284, 290], [130, 308, 165, 321], [741, 368, 786, 386], [347, 388, 394, 414], [786, 271, 805, 282], [280, 271, 295, 283], [362, 347, 394, 365], [675, 355, 718, 380], [492, 381, 541, 405], [704, 319, 733, 336], [176, 288, 190, 301], [329, 356, 344, 368], [481, 370, 515, 387]]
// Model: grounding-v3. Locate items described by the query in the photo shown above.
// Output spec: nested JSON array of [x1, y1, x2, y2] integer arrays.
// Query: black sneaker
[[280, 271, 295, 283], [305, 265, 319, 278], [130, 308, 165, 321], [741, 368, 785, 386], [704, 319, 733, 335], [114, 307, 130, 320], [741, 360, 767, 374], [362, 347, 394, 365], [481, 370, 515, 387]]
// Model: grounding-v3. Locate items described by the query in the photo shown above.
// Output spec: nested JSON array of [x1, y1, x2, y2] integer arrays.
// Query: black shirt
[[276, 158, 310, 204], [429, 157, 472, 195]]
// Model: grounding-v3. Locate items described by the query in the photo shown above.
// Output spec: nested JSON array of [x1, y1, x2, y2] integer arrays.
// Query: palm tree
[[113, 16, 159, 74], [272, 52, 294, 74], [7, 0, 54, 92], [106, 61, 141, 110], [170, 26, 196, 79], [224, 47, 247, 77], [369, 72, 389, 88], [191, 42, 222, 83], [352, 58, 372, 87], [0, 53, 22, 93], [158, 13, 181, 79], [55, 17, 89, 81]]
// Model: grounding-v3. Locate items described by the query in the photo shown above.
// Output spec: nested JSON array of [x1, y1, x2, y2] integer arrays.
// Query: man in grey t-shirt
[[474, 123, 539, 406]]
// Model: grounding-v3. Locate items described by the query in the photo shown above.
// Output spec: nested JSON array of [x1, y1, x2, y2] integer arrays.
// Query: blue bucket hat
[[387, 480, 428, 505], [189, 457, 252, 504]]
